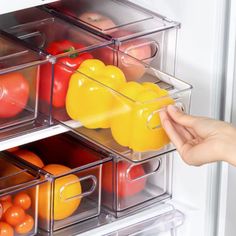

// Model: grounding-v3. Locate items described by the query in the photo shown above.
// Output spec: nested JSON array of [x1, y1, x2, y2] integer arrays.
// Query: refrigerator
[[0, 0, 235, 235]]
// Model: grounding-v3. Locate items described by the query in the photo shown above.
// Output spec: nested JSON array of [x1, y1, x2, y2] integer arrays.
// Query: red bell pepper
[[40, 40, 93, 108]]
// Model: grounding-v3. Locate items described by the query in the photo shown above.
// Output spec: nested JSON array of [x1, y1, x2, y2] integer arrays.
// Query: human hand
[[160, 105, 236, 166]]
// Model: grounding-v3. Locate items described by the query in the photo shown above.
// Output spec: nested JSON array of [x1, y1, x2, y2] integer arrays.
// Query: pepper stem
[[64, 46, 79, 58]]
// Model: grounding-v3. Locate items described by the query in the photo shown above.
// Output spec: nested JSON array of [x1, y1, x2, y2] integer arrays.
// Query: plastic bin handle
[[59, 175, 97, 202], [18, 31, 46, 49], [126, 158, 162, 182], [121, 39, 159, 62], [146, 101, 186, 129]]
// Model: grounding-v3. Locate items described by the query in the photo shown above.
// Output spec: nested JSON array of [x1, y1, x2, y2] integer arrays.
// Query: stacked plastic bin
[[0, 30, 51, 141]]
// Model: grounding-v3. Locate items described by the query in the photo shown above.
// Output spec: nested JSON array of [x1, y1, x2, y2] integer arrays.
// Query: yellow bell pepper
[[110, 82, 174, 151], [66, 59, 126, 129]]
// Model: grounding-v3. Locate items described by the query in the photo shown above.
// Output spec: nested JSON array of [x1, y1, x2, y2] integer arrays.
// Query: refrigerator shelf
[[37, 202, 184, 236]]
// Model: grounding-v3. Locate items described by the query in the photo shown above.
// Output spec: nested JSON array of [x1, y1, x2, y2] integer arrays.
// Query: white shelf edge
[[0, 124, 69, 151]]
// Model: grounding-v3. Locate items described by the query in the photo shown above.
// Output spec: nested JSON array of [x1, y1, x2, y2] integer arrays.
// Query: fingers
[[166, 105, 214, 138], [167, 105, 197, 128], [159, 110, 185, 150]]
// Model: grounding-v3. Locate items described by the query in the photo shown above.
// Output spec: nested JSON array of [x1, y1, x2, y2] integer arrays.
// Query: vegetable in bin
[[66, 59, 127, 128], [0, 73, 29, 118], [110, 81, 174, 151], [39, 40, 93, 108]]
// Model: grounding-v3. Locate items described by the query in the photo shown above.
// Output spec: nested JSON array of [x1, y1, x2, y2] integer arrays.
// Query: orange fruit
[[13, 192, 31, 210], [0, 222, 14, 236], [4, 206, 25, 227], [13, 150, 44, 168], [15, 214, 34, 234], [38, 164, 82, 220], [6, 147, 19, 153]]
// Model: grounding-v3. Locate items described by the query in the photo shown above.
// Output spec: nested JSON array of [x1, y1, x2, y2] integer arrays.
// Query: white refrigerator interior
[[0, 0, 232, 235]]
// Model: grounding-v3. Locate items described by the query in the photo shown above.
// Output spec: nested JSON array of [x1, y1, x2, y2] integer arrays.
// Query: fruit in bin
[[110, 82, 174, 151], [0, 204, 2, 220], [66, 59, 127, 129], [0, 222, 14, 236], [102, 161, 146, 197], [6, 147, 19, 153], [0, 196, 11, 203], [13, 149, 44, 168], [1, 202, 12, 216], [38, 164, 82, 220], [0, 73, 29, 118], [14, 214, 34, 234], [79, 12, 116, 32], [4, 206, 25, 227], [40, 40, 93, 108], [99, 30, 154, 81], [13, 193, 31, 211]]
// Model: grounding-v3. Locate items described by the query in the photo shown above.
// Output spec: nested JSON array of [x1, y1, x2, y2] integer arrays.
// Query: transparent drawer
[[106, 205, 184, 236], [45, 0, 180, 75], [54, 46, 192, 163], [7, 132, 111, 232], [2, 7, 111, 112], [0, 151, 44, 236], [38, 203, 183, 236], [0, 30, 51, 141], [102, 154, 171, 217]]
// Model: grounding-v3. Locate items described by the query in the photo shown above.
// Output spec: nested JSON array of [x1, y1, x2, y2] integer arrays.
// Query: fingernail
[[169, 105, 179, 113]]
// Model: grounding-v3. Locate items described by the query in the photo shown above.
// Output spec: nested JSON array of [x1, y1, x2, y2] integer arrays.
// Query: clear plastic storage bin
[[7, 132, 111, 232], [45, 0, 180, 75], [53, 46, 192, 163], [2, 7, 112, 119], [0, 151, 44, 236], [0, 30, 51, 141], [102, 154, 171, 217]]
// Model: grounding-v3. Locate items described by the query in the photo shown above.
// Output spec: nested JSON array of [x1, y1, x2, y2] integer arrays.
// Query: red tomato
[[15, 214, 34, 234], [4, 206, 25, 227], [0, 222, 14, 236], [13, 193, 31, 210], [0, 73, 29, 118], [102, 161, 147, 198], [39, 40, 93, 108]]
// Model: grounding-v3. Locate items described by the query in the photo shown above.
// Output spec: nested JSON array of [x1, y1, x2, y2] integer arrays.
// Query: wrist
[[221, 125, 236, 165]]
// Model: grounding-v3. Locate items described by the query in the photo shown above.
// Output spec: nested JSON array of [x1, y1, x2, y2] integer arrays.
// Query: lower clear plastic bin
[[0, 152, 44, 236], [102, 154, 171, 217], [7, 132, 111, 232], [105, 206, 184, 236]]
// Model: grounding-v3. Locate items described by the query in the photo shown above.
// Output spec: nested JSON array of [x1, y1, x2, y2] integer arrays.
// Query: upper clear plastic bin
[[44, 0, 180, 75], [2, 7, 111, 59], [0, 30, 51, 141], [54, 46, 192, 163], [45, 0, 180, 41], [1, 7, 112, 114]]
